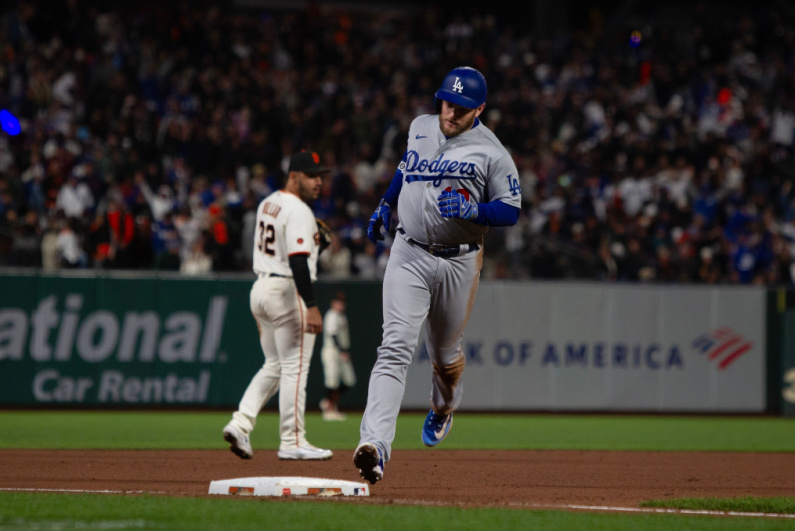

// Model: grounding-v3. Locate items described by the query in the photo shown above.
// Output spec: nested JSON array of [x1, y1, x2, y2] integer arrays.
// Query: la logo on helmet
[[452, 77, 464, 93]]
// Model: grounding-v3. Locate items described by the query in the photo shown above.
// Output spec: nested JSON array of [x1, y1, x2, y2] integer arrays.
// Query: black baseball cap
[[288, 151, 330, 174]]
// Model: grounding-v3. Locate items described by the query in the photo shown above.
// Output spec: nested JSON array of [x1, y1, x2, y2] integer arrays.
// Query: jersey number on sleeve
[[258, 222, 275, 255]]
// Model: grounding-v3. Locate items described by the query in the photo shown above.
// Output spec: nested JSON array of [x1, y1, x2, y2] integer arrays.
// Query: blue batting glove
[[367, 198, 392, 243], [438, 189, 478, 220]]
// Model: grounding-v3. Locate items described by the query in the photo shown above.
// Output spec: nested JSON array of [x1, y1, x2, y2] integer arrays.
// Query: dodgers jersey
[[252, 190, 319, 280], [396, 114, 521, 246]]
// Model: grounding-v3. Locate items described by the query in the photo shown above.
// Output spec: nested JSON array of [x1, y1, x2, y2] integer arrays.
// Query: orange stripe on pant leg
[[294, 288, 304, 447]]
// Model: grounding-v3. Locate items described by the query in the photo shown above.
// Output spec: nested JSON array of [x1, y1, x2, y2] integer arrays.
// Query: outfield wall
[[0, 272, 778, 413], [403, 283, 766, 412]]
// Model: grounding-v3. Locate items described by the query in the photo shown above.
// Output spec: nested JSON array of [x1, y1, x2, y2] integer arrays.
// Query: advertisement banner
[[0, 273, 384, 409], [401, 283, 767, 412], [0, 274, 263, 406], [0, 273, 767, 412]]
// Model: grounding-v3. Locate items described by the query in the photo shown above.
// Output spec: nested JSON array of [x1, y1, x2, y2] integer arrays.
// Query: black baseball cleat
[[353, 442, 384, 485]]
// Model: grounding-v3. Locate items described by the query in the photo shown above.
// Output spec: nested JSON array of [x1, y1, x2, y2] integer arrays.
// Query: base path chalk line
[[0, 487, 166, 494], [513, 502, 795, 519], [387, 498, 795, 519]]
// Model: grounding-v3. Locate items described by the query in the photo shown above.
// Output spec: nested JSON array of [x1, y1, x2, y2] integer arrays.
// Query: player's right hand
[[438, 187, 478, 221], [367, 198, 391, 243], [305, 306, 323, 334]]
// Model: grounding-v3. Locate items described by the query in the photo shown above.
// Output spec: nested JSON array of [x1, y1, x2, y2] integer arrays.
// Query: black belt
[[397, 228, 479, 258], [258, 272, 290, 278]]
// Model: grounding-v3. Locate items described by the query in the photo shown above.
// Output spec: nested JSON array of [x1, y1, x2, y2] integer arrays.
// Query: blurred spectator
[[352, 240, 378, 279], [180, 232, 213, 276], [55, 171, 94, 220], [151, 211, 181, 270], [11, 209, 42, 267], [1, 1, 795, 286], [238, 192, 258, 270], [104, 198, 136, 268], [135, 170, 175, 222], [129, 213, 155, 269], [56, 217, 88, 269], [87, 211, 113, 268], [173, 205, 202, 263], [319, 233, 352, 278], [207, 203, 235, 271], [21, 150, 47, 214], [40, 214, 61, 270]]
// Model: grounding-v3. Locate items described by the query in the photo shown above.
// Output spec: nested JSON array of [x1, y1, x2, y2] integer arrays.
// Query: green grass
[[642, 496, 795, 514], [1, 492, 793, 531], [0, 411, 794, 452], [433, 414, 795, 452]]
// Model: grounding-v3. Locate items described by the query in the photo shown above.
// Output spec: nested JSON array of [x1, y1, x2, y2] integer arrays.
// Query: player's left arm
[[287, 253, 322, 334], [438, 191, 520, 226], [470, 200, 520, 226], [285, 209, 323, 334]]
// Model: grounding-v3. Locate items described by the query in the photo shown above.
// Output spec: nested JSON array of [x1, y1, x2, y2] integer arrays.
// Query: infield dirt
[[1, 449, 794, 508]]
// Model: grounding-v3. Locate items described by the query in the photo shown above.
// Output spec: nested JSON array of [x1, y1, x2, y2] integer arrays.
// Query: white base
[[208, 476, 369, 497]]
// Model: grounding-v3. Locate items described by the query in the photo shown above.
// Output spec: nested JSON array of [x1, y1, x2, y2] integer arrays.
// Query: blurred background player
[[222, 151, 333, 461], [319, 291, 356, 421]]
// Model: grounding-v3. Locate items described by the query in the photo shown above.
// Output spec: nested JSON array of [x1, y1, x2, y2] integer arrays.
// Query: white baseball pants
[[232, 276, 316, 451]]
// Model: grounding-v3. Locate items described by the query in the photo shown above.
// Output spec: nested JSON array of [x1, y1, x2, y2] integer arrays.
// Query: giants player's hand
[[305, 306, 323, 335], [438, 188, 478, 220], [367, 198, 391, 243]]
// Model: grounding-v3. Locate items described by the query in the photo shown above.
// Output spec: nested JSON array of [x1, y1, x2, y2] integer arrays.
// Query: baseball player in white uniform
[[353, 67, 522, 484], [223, 150, 333, 461], [319, 291, 357, 421]]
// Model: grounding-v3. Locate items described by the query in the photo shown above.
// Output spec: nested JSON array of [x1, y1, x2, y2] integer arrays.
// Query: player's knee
[[376, 342, 415, 364]]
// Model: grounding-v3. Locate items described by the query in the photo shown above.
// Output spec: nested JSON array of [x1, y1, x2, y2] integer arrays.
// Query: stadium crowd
[[1, 0, 795, 284]]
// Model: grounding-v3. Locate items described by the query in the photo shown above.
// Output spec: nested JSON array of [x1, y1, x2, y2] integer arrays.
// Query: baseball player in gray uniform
[[223, 150, 333, 461], [353, 67, 522, 484]]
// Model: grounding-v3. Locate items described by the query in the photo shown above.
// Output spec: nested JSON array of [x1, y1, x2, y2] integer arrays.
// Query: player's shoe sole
[[353, 443, 384, 485], [277, 445, 333, 460], [223, 424, 253, 459], [421, 410, 453, 447]]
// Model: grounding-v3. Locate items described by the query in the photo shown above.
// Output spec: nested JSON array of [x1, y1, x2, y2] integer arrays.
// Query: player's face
[[438, 100, 485, 137], [296, 172, 323, 202]]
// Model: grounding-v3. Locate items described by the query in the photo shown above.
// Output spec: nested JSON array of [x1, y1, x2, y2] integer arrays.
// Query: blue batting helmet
[[434, 66, 487, 110]]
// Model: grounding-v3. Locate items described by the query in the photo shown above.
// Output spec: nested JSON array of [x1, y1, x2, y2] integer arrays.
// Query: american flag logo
[[692, 327, 753, 370]]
